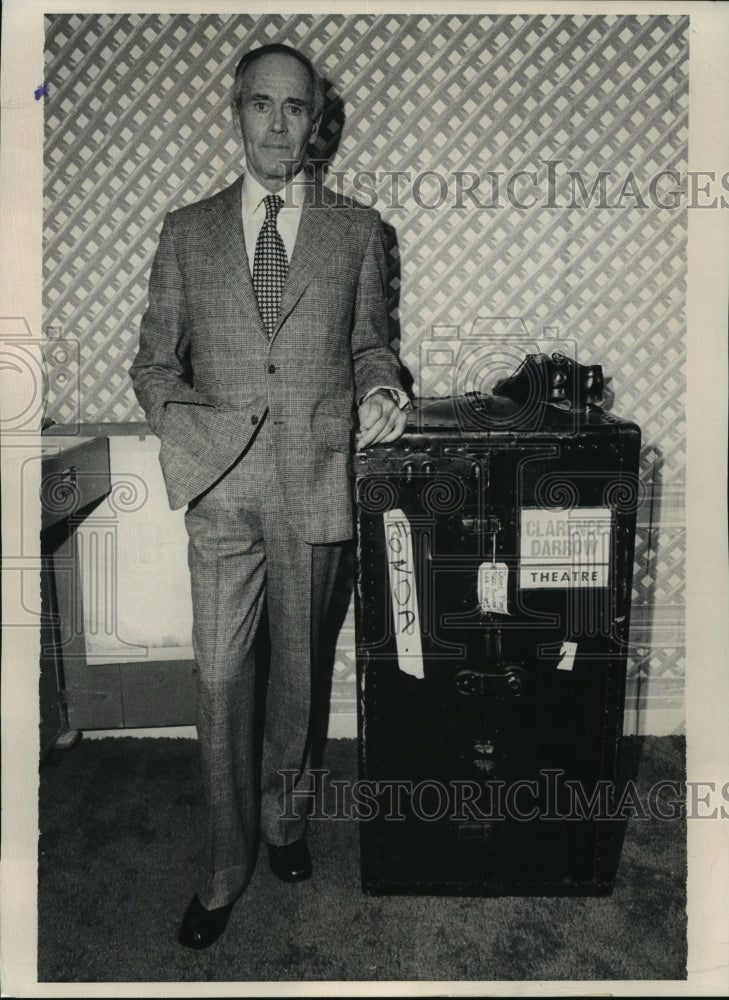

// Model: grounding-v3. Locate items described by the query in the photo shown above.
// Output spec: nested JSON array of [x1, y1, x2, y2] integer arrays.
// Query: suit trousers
[[183, 415, 343, 908]]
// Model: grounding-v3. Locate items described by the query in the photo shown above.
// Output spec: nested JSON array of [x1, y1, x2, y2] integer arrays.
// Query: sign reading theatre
[[519, 507, 612, 589]]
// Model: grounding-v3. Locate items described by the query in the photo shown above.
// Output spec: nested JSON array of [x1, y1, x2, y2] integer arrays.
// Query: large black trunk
[[354, 394, 641, 896]]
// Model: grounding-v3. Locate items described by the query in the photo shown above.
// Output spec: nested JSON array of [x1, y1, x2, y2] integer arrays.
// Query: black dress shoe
[[267, 839, 312, 882], [177, 893, 236, 949], [492, 352, 604, 409]]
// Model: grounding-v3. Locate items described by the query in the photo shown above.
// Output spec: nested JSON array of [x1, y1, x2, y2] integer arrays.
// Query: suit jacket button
[[268, 364, 276, 374], [251, 415, 258, 425]]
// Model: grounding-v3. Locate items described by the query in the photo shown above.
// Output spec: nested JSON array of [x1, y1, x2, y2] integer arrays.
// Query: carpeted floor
[[37, 735, 686, 983]]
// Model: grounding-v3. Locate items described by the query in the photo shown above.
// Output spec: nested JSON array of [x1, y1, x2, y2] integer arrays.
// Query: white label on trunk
[[383, 508, 424, 679]]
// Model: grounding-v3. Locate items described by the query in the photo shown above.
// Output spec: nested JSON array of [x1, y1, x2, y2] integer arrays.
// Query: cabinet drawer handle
[[58, 466, 77, 487], [42, 466, 80, 515]]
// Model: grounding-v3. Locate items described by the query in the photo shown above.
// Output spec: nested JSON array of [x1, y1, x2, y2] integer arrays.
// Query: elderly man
[[130, 42, 408, 948]]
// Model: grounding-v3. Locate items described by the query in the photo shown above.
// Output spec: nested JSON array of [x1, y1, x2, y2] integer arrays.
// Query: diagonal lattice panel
[[43, 13, 688, 689]]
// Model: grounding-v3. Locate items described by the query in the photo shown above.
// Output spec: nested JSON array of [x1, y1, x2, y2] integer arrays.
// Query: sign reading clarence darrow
[[519, 507, 613, 589]]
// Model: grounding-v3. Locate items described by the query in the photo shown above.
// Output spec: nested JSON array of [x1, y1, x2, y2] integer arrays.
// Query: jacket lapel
[[199, 177, 264, 326], [272, 182, 353, 339]]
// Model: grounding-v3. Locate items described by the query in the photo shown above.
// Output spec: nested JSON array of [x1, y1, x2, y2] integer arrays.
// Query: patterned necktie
[[252, 193, 288, 336]]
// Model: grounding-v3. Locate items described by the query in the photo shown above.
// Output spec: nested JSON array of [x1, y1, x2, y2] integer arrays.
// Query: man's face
[[237, 52, 318, 191]]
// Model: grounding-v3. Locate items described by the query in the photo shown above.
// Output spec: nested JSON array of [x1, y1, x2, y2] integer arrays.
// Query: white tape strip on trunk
[[383, 508, 424, 679], [557, 640, 578, 671]]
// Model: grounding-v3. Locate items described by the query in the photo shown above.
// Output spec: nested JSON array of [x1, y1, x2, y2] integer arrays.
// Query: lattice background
[[43, 13, 687, 702]]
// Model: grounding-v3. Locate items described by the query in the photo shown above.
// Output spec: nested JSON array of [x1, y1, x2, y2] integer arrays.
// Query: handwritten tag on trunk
[[478, 562, 510, 616]]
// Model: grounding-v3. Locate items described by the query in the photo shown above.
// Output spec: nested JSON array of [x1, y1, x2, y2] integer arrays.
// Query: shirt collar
[[241, 170, 307, 214]]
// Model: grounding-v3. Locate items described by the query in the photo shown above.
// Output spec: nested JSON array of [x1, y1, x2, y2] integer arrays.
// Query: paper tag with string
[[478, 535, 510, 617], [478, 563, 510, 615]]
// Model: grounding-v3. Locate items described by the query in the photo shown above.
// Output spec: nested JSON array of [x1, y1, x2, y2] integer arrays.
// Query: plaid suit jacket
[[130, 174, 402, 544]]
